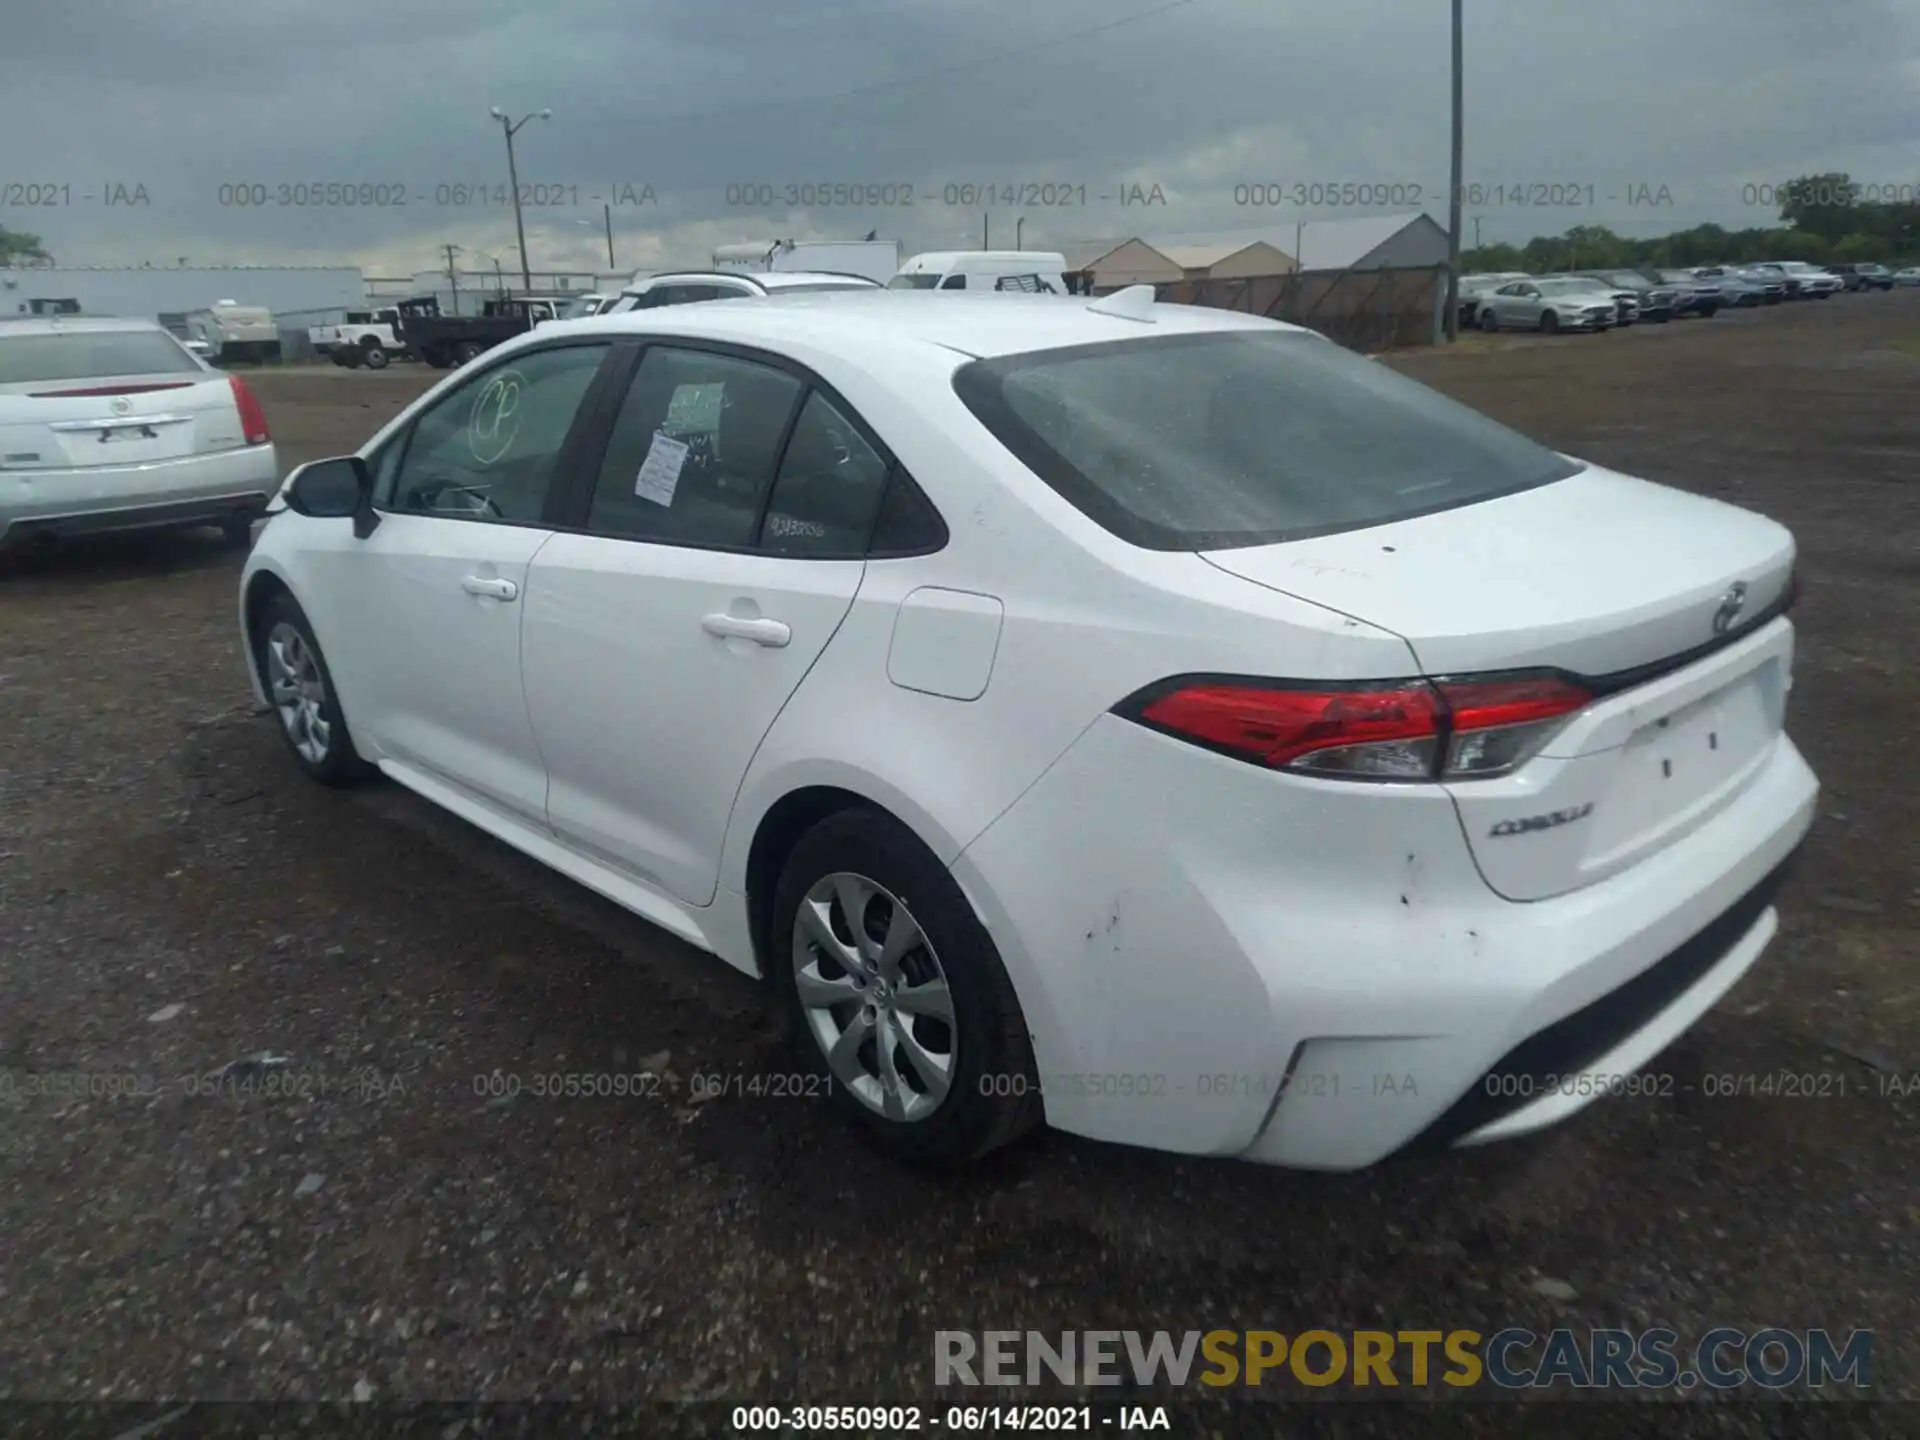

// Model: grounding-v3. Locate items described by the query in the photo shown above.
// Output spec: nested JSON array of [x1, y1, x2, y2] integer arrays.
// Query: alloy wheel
[[265, 621, 331, 764], [792, 871, 956, 1122]]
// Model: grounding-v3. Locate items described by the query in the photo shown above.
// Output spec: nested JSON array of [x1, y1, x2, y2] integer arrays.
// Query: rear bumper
[[0, 443, 277, 545], [956, 711, 1818, 1170]]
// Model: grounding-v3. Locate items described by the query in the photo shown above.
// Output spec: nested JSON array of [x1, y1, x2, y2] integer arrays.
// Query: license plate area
[[1587, 660, 1783, 868]]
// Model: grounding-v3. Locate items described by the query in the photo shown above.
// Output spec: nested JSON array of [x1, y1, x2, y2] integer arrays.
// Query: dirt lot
[[1, 295, 1915, 1435]]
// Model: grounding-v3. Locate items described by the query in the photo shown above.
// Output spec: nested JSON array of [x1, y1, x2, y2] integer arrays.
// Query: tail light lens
[[229, 374, 271, 445], [1119, 674, 1590, 782]]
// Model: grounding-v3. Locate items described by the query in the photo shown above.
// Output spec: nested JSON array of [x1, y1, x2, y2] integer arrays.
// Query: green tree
[[0, 224, 52, 266]]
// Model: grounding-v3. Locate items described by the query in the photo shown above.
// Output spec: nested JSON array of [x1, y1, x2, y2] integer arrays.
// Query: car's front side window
[[583, 346, 803, 547], [383, 344, 609, 524]]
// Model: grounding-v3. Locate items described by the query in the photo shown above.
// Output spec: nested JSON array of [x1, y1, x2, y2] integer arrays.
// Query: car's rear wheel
[[220, 514, 255, 547], [361, 341, 389, 369], [254, 594, 373, 787], [1479, 308, 1498, 332], [1540, 311, 1560, 334], [455, 341, 485, 365], [771, 809, 1040, 1168]]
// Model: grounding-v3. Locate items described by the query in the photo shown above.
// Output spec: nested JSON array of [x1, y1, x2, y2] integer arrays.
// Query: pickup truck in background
[[310, 302, 415, 369], [400, 296, 565, 368]]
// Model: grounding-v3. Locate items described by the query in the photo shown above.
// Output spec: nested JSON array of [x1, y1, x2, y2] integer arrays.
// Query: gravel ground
[[1, 296, 1915, 1437]]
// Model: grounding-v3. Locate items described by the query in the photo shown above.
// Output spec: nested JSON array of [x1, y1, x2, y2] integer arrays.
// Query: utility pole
[[489, 106, 551, 292], [1016, 216, 1025, 250], [1472, 215, 1482, 249], [442, 243, 462, 316], [983, 214, 990, 248], [1445, 0, 1464, 341], [492, 255, 506, 297], [603, 202, 615, 269]]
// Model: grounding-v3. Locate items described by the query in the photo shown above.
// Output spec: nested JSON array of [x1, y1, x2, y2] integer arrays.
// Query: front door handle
[[462, 575, 519, 601], [702, 613, 791, 647]]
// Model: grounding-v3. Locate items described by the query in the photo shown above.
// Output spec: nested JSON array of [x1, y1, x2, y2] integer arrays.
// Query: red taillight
[[229, 374, 270, 444], [1138, 682, 1443, 775], [1121, 673, 1590, 782], [28, 381, 194, 398]]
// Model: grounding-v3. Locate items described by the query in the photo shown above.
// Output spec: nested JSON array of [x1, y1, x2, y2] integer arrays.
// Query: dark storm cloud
[[3, 0, 1916, 273]]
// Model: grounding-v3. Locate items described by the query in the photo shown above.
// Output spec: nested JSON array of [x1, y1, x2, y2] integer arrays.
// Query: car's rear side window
[[584, 347, 803, 547], [953, 330, 1581, 550], [0, 330, 198, 384]]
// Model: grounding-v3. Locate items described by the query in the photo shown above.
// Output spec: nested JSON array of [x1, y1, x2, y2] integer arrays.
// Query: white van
[[711, 239, 902, 286], [889, 251, 1070, 293]]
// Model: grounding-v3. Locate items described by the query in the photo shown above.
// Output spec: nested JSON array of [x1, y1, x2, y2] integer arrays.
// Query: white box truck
[[712, 239, 901, 286]]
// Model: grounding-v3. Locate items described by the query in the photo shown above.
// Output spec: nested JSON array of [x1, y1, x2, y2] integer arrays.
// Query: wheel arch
[[239, 565, 295, 703], [731, 769, 967, 981]]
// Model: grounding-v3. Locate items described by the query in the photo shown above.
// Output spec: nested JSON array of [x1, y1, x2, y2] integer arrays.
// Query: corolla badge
[[1488, 802, 1594, 838], [1712, 581, 1749, 636]]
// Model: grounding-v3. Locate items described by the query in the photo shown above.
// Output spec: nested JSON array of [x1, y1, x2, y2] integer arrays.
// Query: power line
[[621, 0, 1205, 125]]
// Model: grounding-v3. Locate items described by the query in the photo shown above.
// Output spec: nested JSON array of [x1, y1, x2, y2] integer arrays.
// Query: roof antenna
[[1085, 284, 1157, 323]]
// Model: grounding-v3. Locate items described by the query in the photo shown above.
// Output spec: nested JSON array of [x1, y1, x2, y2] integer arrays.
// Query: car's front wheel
[[771, 809, 1041, 1168], [254, 593, 373, 787], [1540, 310, 1560, 334], [1479, 308, 1498, 332]]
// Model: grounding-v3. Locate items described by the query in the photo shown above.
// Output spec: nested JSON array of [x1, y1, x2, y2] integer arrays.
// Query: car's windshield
[[887, 274, 940, 290], [954, 329, 1581, 550], [0, 329, 200, 384]]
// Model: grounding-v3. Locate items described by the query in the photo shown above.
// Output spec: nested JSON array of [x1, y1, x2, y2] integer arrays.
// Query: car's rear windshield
[[887, 274, 940, 290], [953, 329, 1582, 550], [766, 281, 877, 294], [0, 330, 199, 385]]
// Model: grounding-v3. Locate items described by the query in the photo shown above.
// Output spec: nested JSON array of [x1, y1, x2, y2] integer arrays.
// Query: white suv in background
[[604, 271, 883, 313]]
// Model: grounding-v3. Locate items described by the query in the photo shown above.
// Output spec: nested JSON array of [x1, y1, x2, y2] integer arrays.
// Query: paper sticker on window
[[664, 383, 724, 437], [634, 430, 691, 506]]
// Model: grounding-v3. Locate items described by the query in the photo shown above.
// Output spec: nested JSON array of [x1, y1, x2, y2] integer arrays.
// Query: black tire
[[360, 340, 389, 369], [1540, 310, 1560, 334], [252, 592, 375, 788], [769, 808, 1041, 1168], [422, 346, 452, 369], [454, 341, 485, 365], [220, 513, 256, 547], [1479, 308, 1498, 332]]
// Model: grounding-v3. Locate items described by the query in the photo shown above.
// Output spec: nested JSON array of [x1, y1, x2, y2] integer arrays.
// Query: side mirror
[[284, 456, 380, 537]]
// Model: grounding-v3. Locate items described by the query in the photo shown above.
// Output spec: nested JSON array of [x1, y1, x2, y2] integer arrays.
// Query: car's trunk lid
[[0, 372, 244, 470], [1203, 465, 1798, 899]]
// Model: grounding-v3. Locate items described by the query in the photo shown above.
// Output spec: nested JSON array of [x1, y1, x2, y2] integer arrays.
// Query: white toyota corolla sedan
[[238, 289, 1817, 1170]]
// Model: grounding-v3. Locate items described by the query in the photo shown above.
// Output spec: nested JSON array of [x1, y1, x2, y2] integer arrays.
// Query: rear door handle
[[462, 576, 519, 601], [702, 613, 791, 647]]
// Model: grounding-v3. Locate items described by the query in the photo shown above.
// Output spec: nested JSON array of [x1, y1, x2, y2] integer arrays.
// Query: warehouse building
[[1, 265, 367, 330]]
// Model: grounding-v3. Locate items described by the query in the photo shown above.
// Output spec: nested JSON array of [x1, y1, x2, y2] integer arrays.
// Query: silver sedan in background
[[1478, 278, 1619, 333]]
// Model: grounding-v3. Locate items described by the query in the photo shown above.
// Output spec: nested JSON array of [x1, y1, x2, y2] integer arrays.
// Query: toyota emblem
[[110, 396, 132, 415], [1712, 581, 1749, 636]]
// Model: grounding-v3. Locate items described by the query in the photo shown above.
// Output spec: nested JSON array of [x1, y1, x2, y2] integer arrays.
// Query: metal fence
[[1155, 264, 1446, 351]]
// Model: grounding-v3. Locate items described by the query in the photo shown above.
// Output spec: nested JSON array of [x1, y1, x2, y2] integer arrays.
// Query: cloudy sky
[[4, 0, 1917, 277]]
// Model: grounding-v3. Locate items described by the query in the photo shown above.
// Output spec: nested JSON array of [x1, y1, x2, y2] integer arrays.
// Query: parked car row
[[1459, 258, 1907, 334]]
